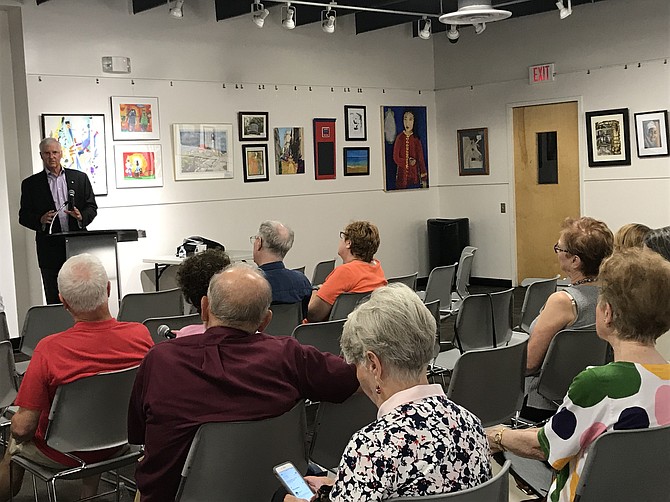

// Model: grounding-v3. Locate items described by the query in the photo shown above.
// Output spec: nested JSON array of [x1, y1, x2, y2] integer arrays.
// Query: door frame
[[506, 96, 586, 286]]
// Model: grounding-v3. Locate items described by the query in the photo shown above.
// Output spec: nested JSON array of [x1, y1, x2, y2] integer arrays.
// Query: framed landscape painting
[[110, 96, 160, 140], [343, 147, 370, 176], [114, 144, 163, 188], [173, 123, 234, 180]]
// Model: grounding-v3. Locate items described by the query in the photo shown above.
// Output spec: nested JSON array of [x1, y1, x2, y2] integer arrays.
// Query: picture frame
[[114, 143, 163, 189], [110, 96, 160, 141], [381, 106, 429, 190], [457, 128, 489, 176], [343, 147, 370, 176], [273, 127, 305, 174], [238, 112, 269, 141], [585, 108, 631, 167], [242, 144, 269, 182], [344, 105, 367, 141], [314, 118, 337, 180], [634, 110, 669, 158], [173, 123, 234, 181], [41, 114, 108, 195]]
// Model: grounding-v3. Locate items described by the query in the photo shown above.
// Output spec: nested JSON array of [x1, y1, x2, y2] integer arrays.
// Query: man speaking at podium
[[19, 138, 97, 304]]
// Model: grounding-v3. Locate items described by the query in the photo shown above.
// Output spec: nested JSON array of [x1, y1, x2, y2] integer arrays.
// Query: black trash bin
[[427, 218, 470, 272]]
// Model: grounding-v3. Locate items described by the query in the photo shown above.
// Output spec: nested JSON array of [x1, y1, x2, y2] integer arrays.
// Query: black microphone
[[67, 189, 75, 211], [157, 324, 176, 340]]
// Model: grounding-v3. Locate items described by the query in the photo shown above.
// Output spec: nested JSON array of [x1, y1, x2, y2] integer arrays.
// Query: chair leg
[[48, 478, 57, 502], [31, 475, 39, 501]]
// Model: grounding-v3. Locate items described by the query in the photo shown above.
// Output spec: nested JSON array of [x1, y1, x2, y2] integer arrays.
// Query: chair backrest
[[387, 272, 418, 290], [461, 246, 478, 256], [574, 425, 670, 502], [0, 341, 18, 409], [454, 252, 476, 299], [519, 276, 558, 333], [423, 264, 457, 306], [424, 300, 441, 359], [309, 393, 377, 470], [266, 302, 303, 337], [20, 304, 75, 357], [454, 294, 493, 352], [143, 313, 202, 344], [390, 460, 510, 501], [537, 326, 608, 403], [176, 401, 308, 502], [45, 366, 139, 452], [447, 334, 528, 427], [0, 312, 10, 342], [328, 291, 370, 321], [312, 259, 335, 286], [117, 288, 183, 323], [489, 288, 514, 346], [292, 319, 345, 355], [292, 266, 306, 274]]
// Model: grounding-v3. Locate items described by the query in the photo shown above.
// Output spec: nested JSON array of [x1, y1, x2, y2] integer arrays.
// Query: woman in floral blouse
[[285, 283, 491, 502]]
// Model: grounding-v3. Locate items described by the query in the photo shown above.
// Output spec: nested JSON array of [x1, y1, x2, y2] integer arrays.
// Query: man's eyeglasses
[[339, 231, 347, 240], [553, 243, 570, 254], [249, 235, 259, 245]]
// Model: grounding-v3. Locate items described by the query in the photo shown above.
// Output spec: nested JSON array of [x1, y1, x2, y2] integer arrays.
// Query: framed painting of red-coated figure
[[381, 106, 429, 191]]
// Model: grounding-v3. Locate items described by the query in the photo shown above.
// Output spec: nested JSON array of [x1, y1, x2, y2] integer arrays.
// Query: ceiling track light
[[251, 0, 269, 28], [321, 3, 336, 33], [282, 3, 296, 30], [556, 0, 572, 19], [169, 0, 184, 19], [418, 16, 431, 40], [446, 24, 459, 43]]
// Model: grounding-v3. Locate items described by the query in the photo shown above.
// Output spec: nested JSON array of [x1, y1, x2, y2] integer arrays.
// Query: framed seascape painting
[[173, 123, 234, 181], [634, 110, 669, 158], [273, 127, 305, 174], [114, 144, 163, 188], [344, 105, 367, 141], [343, 147, 370, 176], [41, 114, 108, 195], [585, 108, 631, 167], [381, 106, 428, 191], [242, 144, 269, 182], [238, 112, 269, 141], [110, 96, 160, 141], [457, 128, 489, 176]]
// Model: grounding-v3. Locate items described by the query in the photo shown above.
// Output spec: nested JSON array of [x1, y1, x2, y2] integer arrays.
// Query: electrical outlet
[[500, 203, 506, 213]]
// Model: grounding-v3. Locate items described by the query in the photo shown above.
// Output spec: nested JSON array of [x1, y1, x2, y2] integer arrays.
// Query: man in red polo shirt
[[0, 254, 153, 501]]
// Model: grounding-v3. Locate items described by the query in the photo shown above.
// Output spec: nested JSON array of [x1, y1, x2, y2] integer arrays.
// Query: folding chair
[[143, 313, 202, 344], [117, 288, 183, 323], [292, 319, 345, 355], [328, 292, 370, 321], [311, 260, 336, 286], [387, 272, 418, 290], [266, 302, 303, 337], [516, 276, 558, 333]]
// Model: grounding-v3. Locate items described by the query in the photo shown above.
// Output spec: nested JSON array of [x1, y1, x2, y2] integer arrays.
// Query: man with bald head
[[128, 263, 358, 502]]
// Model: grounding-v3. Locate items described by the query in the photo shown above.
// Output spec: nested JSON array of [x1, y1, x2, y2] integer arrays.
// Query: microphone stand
[[48, 200, 69, 235]]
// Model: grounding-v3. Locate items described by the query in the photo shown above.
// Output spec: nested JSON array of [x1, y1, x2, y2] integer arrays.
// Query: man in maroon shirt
[[128, 263, 359, 502]]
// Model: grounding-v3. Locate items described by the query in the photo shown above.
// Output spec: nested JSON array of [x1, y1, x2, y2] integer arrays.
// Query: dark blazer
[[19, 168, 97, 270]]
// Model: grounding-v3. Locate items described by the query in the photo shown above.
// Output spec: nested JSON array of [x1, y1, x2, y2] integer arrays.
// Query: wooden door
[[514, 102, 580, 283]]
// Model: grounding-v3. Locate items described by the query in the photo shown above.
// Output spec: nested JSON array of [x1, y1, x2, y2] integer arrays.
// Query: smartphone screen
[[273, 462, 314, 499]]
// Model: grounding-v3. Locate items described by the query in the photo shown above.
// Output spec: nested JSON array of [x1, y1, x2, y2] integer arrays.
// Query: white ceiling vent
[[439, 0, 512, 25]]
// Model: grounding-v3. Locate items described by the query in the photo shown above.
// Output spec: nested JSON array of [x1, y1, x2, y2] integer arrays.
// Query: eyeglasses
[[339, 231, 347, 240], [249, 235, 259, 245], [553, 243, 570, 254]]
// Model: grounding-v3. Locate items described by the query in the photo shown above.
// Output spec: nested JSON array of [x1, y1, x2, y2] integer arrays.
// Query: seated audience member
[[174, 248, 230, 337], [524, 216, 613, 421], [252, 220, 312, 313], [613, 222, 650, 250], [0, 254, 153, 501], [286, 284, 491, 502], [307, 221, 387, 322], [487, 248, 670, 502], [644, 225, 670, 359], [128, 263, 358, 502]]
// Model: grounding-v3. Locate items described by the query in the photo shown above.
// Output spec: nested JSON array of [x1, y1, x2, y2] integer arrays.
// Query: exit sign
[[529, 63, 555, 84]]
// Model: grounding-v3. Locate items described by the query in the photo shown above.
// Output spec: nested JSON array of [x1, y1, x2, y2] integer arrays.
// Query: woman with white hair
[[285, 283, 491, 502]]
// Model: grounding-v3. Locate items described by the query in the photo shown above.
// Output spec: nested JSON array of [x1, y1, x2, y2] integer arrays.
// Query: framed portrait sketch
[[110, 96, 160, 141], [343, 147, 370, 176], [41, 114, 108, 195], [457, 128, 489, 176], [242, 144, 269, 182], [173, 123, 234, 181], [314, 118, 336, 180], [344, 105, 367, 141], [238, 112, 269, 141], [634, 110, 669, 158], [273, 127, 305, 174], [114, 144, 163, 189], [381, 106, 428, 191], [585, 108, 631, 167]]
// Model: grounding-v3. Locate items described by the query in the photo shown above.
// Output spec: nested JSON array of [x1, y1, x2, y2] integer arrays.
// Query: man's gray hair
[[340, 283, 436, 381], [57, 254, 109, 313], [258, 220, 294, 258], [39, 137, 60, 152], [207, 262, 272, 332]]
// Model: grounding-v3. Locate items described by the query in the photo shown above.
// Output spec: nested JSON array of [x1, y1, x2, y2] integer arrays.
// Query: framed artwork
[[585, 108, 631, 167], [242, 144, 269, 182], [273, 127, 305, 174], [344, 105, 367, 141], [634, 110, 669, 158], [41, 114, 108, 195], [457, 128, 489, 176], [173, 123, 234, 181], [343, 147, 370, 176], [110, 96, 160, 140], [114, 144, 163, 188], [238, 112, 269, 141], [381, 106, 429, 191], [313, 118, 336, 180]]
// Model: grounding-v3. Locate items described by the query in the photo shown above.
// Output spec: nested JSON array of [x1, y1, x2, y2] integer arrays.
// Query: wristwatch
[[493, 428, 507, 452]]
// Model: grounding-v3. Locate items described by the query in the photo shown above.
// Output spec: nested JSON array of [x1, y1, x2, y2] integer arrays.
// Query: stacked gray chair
[[418, 264, 457, 317], [451, 247, 477, 308]]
